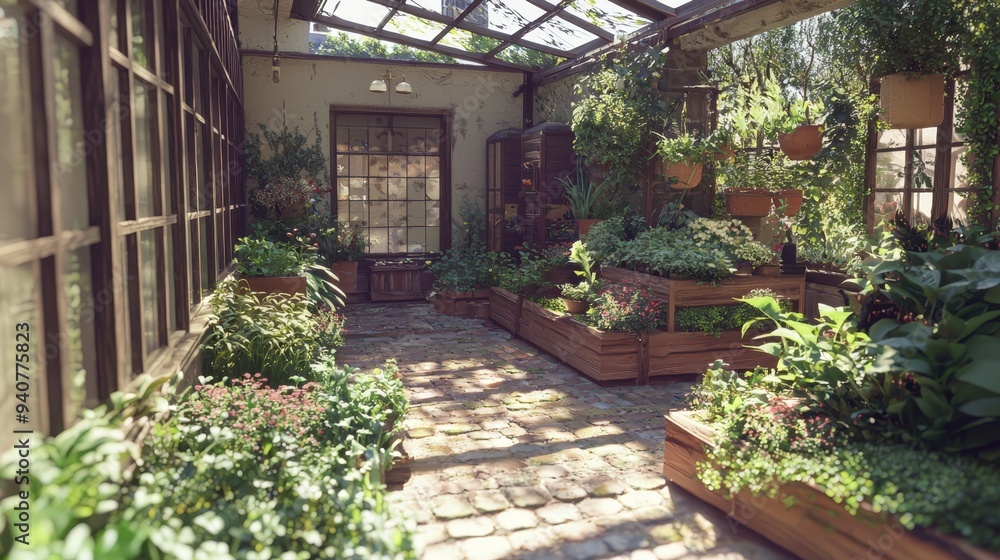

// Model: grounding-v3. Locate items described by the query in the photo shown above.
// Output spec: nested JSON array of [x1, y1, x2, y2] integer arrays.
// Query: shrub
[[233, 236, 305, 278], [202, 280, 320, 386], [587, 281, 668, 332], [313, 305, 346, 353]]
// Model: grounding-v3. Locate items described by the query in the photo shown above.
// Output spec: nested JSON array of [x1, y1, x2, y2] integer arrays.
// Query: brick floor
[[339, 302, 791, 560]]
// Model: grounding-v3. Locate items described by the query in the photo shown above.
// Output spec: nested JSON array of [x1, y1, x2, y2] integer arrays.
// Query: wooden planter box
[[490, 288, 640, 383], [237, 276, 307, 300], [370, 265, 424, 301], [600, 267, 806, 331], [804, 269, 862, 320], [647, 330, 777, 379], [433, 288, 490, 317], [490, 288, 778, 383], [663, 411, 994, 560]]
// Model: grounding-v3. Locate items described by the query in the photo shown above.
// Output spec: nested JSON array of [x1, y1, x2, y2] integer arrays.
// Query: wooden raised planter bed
[[370, 265, 425, 302], [663, 411, 995, 560], [433, 288, 491, 317], [804, 268, 862, 320], [489, 288, 640, 383], [489, 287, 778, 384]]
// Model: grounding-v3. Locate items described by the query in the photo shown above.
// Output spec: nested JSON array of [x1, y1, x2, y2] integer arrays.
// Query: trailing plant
[[202, 279, 320, 386], [586, 280, 668, 332], [853, 0, 962, 77], [245, 120, 327, 189]]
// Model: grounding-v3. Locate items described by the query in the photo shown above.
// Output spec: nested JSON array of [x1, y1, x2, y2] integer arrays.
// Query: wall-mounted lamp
[[369, 70, 412, 103]]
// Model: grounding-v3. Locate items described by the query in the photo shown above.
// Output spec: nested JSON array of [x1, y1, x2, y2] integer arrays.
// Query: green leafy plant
[[497, 250, 552, 296], [675, 289, 790, 337], [557, 240, 601, 302], [854, 0, 962, 77], [586, 280, 668, 332], [202, 279, 320, 386], [315, 221, 368, 263], [558, 169, 607, 221], [313, 304, 346, 353], [245, 120, 327, 190], [233, 236, 306, 278]]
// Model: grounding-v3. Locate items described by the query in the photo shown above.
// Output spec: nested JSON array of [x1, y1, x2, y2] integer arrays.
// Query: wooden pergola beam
[[429, 0, 487, 44], [484, 0, 573, 59]]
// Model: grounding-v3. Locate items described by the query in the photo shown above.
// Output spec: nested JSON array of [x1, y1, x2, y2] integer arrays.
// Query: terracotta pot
[[778, 125, 823, 161], [561, 298, 589, 314], [725, 189, 774, 217], [237, 276, 307, 300], [577, 219, 602, 237], [714, 144, 736, 161], [773, 189, 803, 216], [330, 261, 359, 294], [659, 160, 704, 190], [880, 73, 945, 129]]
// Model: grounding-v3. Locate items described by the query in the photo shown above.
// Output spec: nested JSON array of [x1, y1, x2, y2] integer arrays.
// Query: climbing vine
[[954, 1, 1000, 226]]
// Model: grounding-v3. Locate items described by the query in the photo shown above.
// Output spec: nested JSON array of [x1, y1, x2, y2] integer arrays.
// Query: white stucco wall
[[242, 55, 525, 229]]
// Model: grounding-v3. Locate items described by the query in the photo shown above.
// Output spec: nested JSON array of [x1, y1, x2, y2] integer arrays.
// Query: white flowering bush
[[613, 218, 775, 281]]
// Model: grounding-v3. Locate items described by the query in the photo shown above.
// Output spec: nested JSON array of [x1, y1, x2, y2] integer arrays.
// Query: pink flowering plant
[[586, 280, 668, 332], [136, 358, 413, 557], [250, 176, 315, 217]]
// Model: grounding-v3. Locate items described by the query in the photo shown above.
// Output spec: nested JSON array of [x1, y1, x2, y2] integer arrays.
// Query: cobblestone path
[[339, 303, 789, 560]]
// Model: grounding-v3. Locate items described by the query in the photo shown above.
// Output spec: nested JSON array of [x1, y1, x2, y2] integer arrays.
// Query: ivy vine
[[955, 2, 1000, 226]]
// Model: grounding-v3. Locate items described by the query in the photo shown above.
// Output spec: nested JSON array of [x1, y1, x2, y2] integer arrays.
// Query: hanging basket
[[778, 125, 823, 161], [659, 160, 704, 190], [879, 73, 946, 130], [725, 189, 774, 217]]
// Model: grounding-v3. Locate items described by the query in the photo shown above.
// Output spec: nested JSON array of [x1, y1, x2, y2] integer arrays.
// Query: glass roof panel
[[483, 0, 547, 34], [384, 12, 448, 41], [319, 0, 391, 27], [566, 0, 650, 37], [439, 28, 502, 53], [523, 16, 599, 51], [408, 0, 448, 16]]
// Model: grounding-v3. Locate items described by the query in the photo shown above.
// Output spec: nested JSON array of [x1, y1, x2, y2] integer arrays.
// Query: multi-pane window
[[870, 78, 971, 227], [109, 0, 182, 375], [0, 1, 100, 446], [0, 0, 244, 449], [333, 112, 446, 254]]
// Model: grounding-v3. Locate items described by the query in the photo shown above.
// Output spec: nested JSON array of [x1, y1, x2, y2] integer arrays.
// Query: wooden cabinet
[[486, 129, 523, 254], [522, 123, 576, 248]]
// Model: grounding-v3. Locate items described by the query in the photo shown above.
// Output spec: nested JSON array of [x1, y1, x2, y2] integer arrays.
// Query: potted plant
[[775, 95, 825, 161], [652, 132, 717, 190], [316, 222, 366, 295], [855, 0, 961, 129], [557, 240, 601, 314], [558, 164, 608, 236], [233, 236, 308, 298]]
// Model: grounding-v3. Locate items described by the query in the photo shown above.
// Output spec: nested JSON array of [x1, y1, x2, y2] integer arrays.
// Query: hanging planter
[[725, 189, 774, 217], [660, 160, 704, 190], [778, 125, 823, 161], [773, 189, 804, 216], [879, 73, 946, 129]]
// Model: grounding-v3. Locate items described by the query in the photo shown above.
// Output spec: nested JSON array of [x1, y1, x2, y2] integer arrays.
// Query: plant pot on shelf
[[329, 261, 359, 294], [237, 276, 308, 299], [659, 160, 704, 190], [773, 189, 804, 216], [725, 189, 774, 217], [577, 219, 602, 237], [879, 73, 946, 129], [778, 125, 823, 161], [561, 298, 589, 314]]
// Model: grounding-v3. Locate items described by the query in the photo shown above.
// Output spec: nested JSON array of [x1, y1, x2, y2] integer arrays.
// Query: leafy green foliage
[[558, 163, 607, 220], [135, 358, 412, 560], [612, 219, 773, 281], [586, 280, 667, 332], [233, 236, 305, 278], [854, 0, 962, 76], [313, 305, 346, 353], [496, 250, 552, 296], [431, 249, 511, 293], [675, 289, 790, 337], [692, 361, 1000, 551], [202, 280, 320, 386], [245, 121, 327, 190]]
